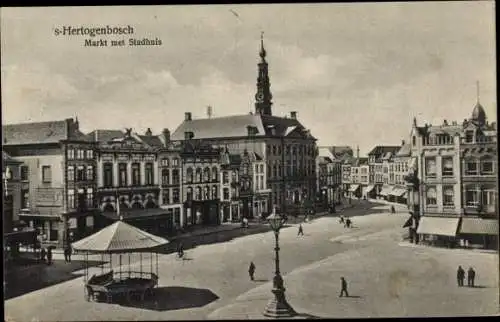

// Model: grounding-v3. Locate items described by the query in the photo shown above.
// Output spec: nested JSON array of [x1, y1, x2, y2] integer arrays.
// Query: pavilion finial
[[476, 80, 480, 104], [259, 31, 266, 59]]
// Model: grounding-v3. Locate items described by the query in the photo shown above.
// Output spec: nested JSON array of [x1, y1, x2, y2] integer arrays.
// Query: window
[[259, 164, 264, 173], [20, 166, 29, 181], [272, 146, 277, 155], [223, 188, 230, 200], [482, 189, 497, 208], [465, 131, 474, 143], [442, 157, 453, 177], [162, 189, 170, 204], [172, 169, 180, 185], [195, 187, 202, 200], [145, 162, 154, 185], [426, 187, 437, 206], [465, 186, 480, 207], [412, 136, 416, 146], [465, 159, 478, 175], [186, 167, 193, 183], [103, 163, 113, 187], [172, 158, 179, 167], [86, 188, 94, 208], [76, 166, 86, 181], [162, 169, 170, 185], [77, 149, 85, 160], [42, 166, 52, 183], [67, 149, 75, 160], [86, 150, 93, 159], [204, 186, 210, 200], [481, 157, 494, 175], [286, 145, 290, 155], [212, 185, 218, 199], [172, 188, 180, 203], [425, 157, 436, 177], [260, 176, 264, 190], [212, 167, 218, 181], [203, 167, 210, 182], [223, 171, 229, 184], [195, 168, 202, 182], [67, 166, 75, 181], [21, 189, 29, 209], [443, 186, 454, 207], [132, 163, 141, 185], [161, 158, 169, 167], [87, 166, 94, 181], [174, 208, 181, 225], [231, 170, 237, 182], [68, 189, 75, 209], [119, 163, 127, 186]]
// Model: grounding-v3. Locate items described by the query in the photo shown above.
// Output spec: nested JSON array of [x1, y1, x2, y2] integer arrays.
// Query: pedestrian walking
[[339, 215, 344, 224], [345, 218, 352, 228], [46, 247, 53, 266], [248, 261, 256, 281], [66, 245, 72, 263], [297, 223, 304, 236], [457, 266, 465, 286], [391, 205, 396, 214], [339, 277, 349, 297], [63, 247, 69, 263], [177, 242, 184, 259], [40, 247, 46, 263], [467, 267, 476, 287]]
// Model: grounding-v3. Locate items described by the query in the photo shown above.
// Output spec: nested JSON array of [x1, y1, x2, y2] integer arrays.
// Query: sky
[[1, 2, 496, 156]]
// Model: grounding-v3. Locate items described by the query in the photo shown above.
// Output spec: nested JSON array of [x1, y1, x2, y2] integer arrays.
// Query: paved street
[[5, 201, 498, 320]]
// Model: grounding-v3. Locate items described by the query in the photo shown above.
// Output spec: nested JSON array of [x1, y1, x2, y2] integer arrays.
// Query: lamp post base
[[263, 288, 297, 318]]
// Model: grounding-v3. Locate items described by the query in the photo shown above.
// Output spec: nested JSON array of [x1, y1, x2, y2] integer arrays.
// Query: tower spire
[[476, 80, 480, 104], [254, 32, 273, 116]]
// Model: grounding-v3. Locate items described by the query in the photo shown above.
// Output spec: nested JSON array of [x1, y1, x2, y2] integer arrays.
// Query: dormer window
[[465, 130, 474, 143], [247, 126, 258, 136]]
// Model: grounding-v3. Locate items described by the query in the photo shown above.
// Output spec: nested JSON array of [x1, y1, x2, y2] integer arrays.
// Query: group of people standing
[[457, 266, 477, 287], [339, 215, 352, 228], [39, 244, 73, 265]]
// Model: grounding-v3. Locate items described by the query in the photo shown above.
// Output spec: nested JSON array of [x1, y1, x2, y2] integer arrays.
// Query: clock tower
[[255, 32, 273, 116]]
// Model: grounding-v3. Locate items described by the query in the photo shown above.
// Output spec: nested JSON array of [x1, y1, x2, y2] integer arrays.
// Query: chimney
[[145, 128, 152, 136], [162, 128, 170, 145], [207, 106, 213, 118], [185, 112, 192, 121], [443, 119, 448, 126], [402, 140, 405, 146], [290, 111, 297, 119]]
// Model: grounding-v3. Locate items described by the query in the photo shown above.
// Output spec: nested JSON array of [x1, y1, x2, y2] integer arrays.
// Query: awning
[[390, 187, 407, 197], [459, 218, 498, 236], [417, 216, 460, 237], [348, 184, 360, 192], [365, 185, 375, 193], [379, 186, 394, 196]]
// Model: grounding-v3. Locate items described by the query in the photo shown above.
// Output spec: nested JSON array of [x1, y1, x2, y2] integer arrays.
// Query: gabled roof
[[324, 146, 353, 161], [367, 146, 401, 158], [85, 129, 125, 142], [353, 157, 369, 167], [2, 118, 85, 145], [396, 143, 412, 157], [171, 114, 316, 141], [137, 134, 163, 148]]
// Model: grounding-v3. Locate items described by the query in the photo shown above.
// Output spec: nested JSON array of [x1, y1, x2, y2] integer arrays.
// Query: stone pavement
[[208, 228, 499, 319]]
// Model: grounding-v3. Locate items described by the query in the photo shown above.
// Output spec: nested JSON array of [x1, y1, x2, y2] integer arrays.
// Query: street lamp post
[[263, 206, 296, 318]]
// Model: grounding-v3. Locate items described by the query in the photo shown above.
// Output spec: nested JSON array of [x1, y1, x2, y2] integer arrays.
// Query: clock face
[[255, 92, 264, 102]]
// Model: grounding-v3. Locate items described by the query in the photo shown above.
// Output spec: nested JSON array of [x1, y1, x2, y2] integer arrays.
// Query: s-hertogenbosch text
[[54, 25, 134, 37]]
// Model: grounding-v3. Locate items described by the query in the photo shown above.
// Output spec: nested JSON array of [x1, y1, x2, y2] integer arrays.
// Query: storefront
[[388, 186, 407, 204], [379, 185, 394, 200], [417, 216, 460, 248], [458, 217, 498, 250], [364, 185, 376, 199], [348, 184, 361, 198]]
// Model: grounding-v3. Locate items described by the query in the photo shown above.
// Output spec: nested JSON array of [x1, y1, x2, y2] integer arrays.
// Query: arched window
[[426, 187, 437, 205], [186, 167, 194, 183], [212, 185, 218, 199], [195, 187, 202, 200], [204, 186, 210, 200], [195, 168, 202, 183], [480, 156, 494, 175], [187, 187, 193, 201], [443, 186, 454, 206], [203, 167, 211, 182], [212, 166, 218, 181]]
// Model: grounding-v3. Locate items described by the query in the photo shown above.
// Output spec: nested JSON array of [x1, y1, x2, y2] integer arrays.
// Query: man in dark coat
[[339, 277, 349, 297], [46, 247, 53, 265], [297, 224, 304, 236], [248, 261, 256, 281], [467, 267, 476, 287], [345, 218, 352, 228], [457, 266, 465, 286]]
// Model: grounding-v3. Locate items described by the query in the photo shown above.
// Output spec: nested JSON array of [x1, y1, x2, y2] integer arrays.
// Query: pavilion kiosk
[[71, 220, 169, 304]]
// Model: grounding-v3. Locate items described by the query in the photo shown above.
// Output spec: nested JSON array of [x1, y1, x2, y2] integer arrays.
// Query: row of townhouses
[[2, 36, 318, 248]]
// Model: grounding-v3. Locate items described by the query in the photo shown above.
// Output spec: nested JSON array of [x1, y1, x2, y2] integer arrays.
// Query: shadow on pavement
[[346, 295, 363, 298], [157, 224, 273, 255], [253, 279, 269, 282], [295, 312, 325, 319], [119, 286, 219, 311], [4, 259, 105, 300]]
